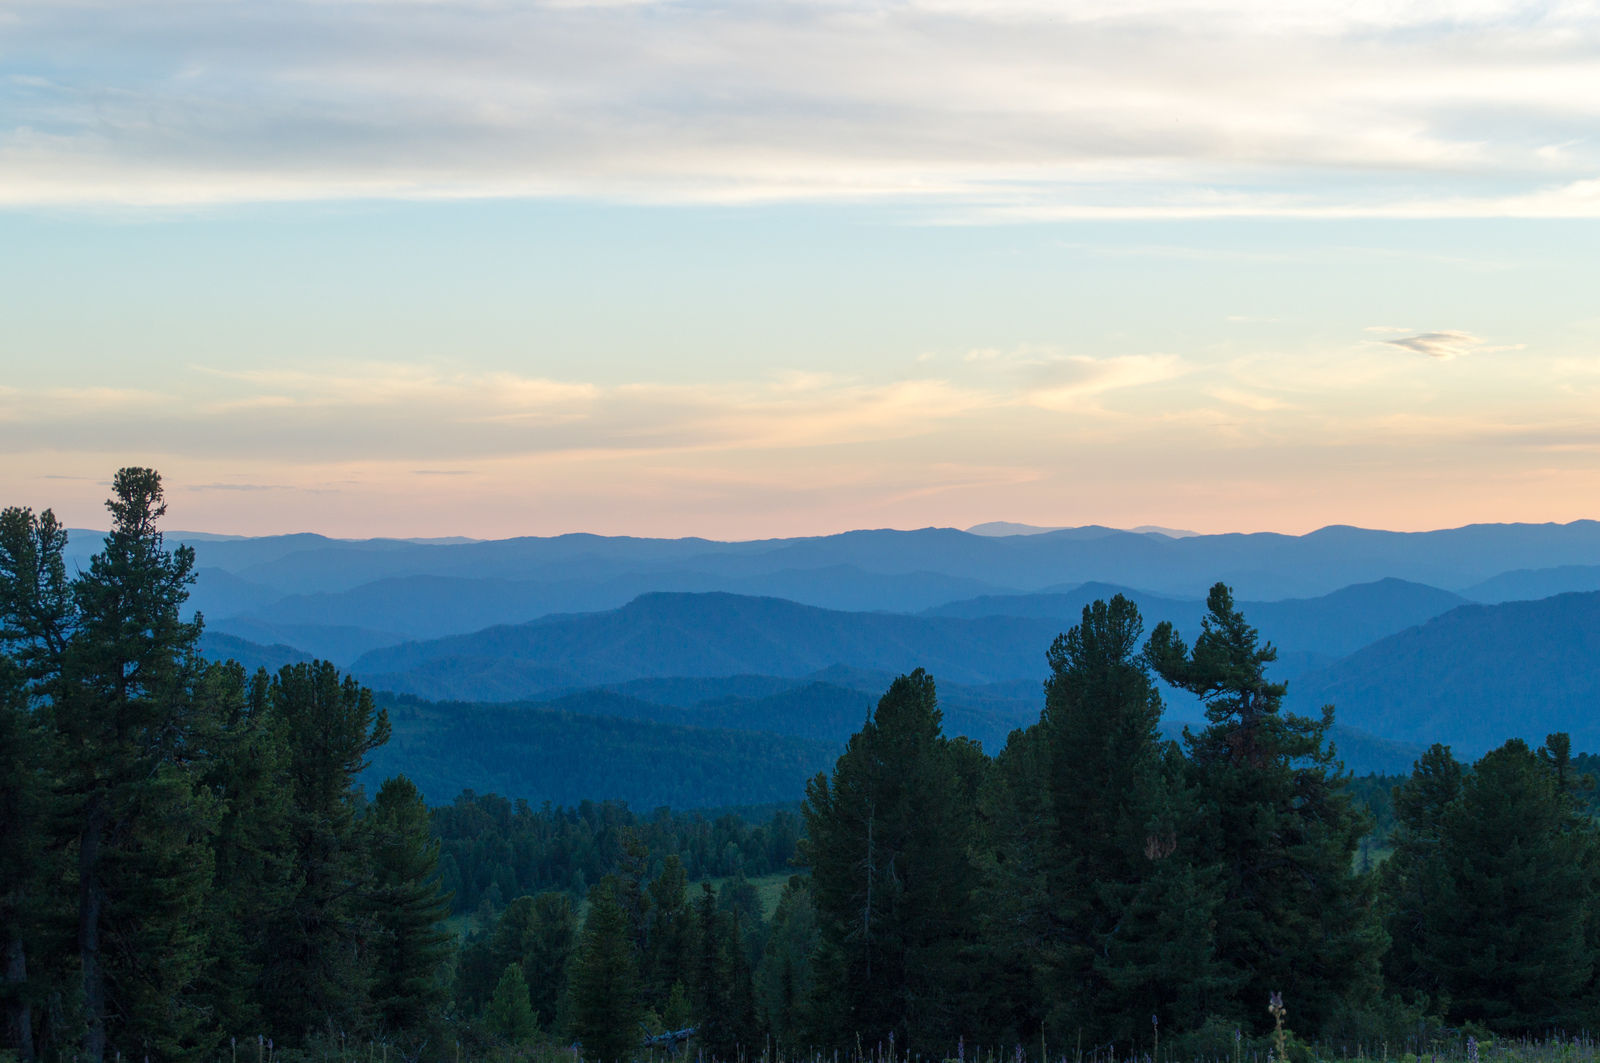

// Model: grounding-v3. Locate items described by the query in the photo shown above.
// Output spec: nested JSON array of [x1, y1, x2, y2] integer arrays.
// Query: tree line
[[0, 471, 451, 1062], [791, 589, 1600, 1059], [7, 469, 1600, 1063], [449, 590, 1600, 1062], [432, 791, 800, 915]]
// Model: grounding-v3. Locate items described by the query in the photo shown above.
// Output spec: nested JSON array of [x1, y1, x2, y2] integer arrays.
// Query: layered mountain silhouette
[[1290, 590, 1600, 754], [352, 592, 1061, 692], [143, 518, 1600, 802]]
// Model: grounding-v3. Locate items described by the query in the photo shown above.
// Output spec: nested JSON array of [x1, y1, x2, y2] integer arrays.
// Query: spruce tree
[[485, 964, 539, 1043], [1146, 582, 1383, 1035], [1419, 737, 1596, 1033], [725, 910, 760, 1054], [801, 669, 982, 1054], [521, 893, 580, 1031], [369, 775, 455, 1034], [571, 877, 641, 1063]]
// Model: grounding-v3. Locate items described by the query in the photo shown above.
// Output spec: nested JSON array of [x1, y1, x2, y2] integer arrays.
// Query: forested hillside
[[1291, 590, 1600, 752], [17, 472, 1600, 1063], [369, 694, 842, 808], [123, 518, 1600, 667], [352, 592, 1063, 693], [925, 577, 1467, 656]]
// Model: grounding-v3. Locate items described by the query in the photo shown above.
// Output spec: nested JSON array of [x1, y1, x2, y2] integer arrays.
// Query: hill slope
[[1460, 565, 1600, 604], [365, 696, 840, 808], [197, 631, 312, 673], [353, 591, 1064, 696], [927, 578, 1467, 658], [1290, 591, 1600, 754]]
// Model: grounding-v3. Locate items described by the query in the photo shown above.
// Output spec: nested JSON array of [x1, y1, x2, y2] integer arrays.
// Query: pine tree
[[644, 854, 696, 1009], [755, 877, 819, 1046], [1146, 583, 1384, 1035], [521, 892, 580, 1031], [259, 660, 391, 1040], [0, 506, 69, 1062], [691, 882, 733, 1059], [369, 775, 455, 1034], [194, 663, 296, 1038], [1044, 595, 1230, 1043], [571, 877, 641, 1063], [53, 470, 221, 1062], [485, 964, 539, 1043], [801, 669, 982, 1054], [0, 638, 47, 1061], [1377, 743, 1463, 998], [725, 910, 760, 1054], [1419, 737, 1596, 1033]]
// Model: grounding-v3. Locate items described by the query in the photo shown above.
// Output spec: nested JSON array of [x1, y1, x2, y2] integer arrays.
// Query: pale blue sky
[[2, 0, 1598, 538]]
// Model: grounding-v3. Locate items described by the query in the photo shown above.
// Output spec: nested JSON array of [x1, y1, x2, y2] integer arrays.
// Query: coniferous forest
[[9, 471, 1600, 1063]]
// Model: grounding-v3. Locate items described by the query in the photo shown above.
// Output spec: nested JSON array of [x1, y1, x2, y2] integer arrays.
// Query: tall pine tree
[[368, 775, 454, 1034], [802, 669, 982, 1054], [0, 505, 72, 1061], [1418, 737, 1596, 1033], [54, 470, 221, 1062], [1146, 582, 1383, 1035], [1377, 743, 1463, 999], [1044, 595, 1230, 1045], [570, 877, 641, 1063], [260, 660, 391, 1040]]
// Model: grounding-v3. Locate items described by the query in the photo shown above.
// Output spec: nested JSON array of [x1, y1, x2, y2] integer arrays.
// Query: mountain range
[[117, 518, 1600, 803], [61, 519, 1600, 666]]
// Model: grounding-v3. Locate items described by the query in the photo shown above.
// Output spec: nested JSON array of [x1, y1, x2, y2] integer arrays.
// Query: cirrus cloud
[[1, 0, 1598, 213]]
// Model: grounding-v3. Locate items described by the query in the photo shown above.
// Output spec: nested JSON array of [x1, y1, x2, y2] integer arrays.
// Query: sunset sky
[[3, 0, 1598, 539]]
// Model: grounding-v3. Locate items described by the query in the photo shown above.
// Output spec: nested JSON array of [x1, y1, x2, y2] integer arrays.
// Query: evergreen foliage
[[485, 964, 539, 1043], [368, 775, 455, 1034], [643, 856, 696, 1006], [15, 471, 1600, 1060], [570, 877, 641, 1063], [53, 470, 219, 1062], [1045, 595, 1231, 1045], [430, 790, 800, 913], [801, 669, 983, 1054], [691, 882, 733, 1059], [1416, 737, 1596, 1032], [0, 471, 453, 1061], [755, 876, 819, 1048], [1148, 583, 1386, 1034], [259, 660, 391, 1038]]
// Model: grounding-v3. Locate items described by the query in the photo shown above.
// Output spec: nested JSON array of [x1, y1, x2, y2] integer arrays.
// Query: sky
[[2, 0, 1598, 539]]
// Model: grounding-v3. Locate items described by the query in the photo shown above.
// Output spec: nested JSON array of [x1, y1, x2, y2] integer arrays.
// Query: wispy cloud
[[1, 0, 1598, 213], [1383, 330, 1525, 359]]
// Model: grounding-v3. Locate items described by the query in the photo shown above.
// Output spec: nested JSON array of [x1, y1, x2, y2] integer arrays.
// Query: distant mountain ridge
[[70, 519, 1600, 665], [927, 578, 1469, 658], [74, 517, 1600, 600], [345, 582, 1472, 712], [1289, 590, 1600, 755], [352, 591, 1063, 693]]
